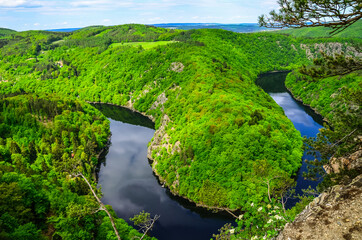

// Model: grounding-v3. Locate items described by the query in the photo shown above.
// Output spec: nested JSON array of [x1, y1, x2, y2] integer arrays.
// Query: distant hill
[[45, 23, 269, 34], [0, 27, 16, 37], [153, 23, 269, 33], [45, 28, 81, 32], [279, 20, 362, 38]]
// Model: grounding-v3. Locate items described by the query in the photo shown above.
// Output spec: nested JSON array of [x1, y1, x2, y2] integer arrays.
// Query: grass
[[110, 41, 176, 50], [51, 39, 65, 45]]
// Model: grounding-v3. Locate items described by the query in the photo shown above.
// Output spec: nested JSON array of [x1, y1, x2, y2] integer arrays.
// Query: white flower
[[267, 219, 273, 224], [238, 214, 243, 220], [251, 202, 254, 207], [251, 236, 258, 240], [274, 215, 283, 220], [257, 207, 263, 212], [274, 206, 279, 209], [229, 228, 235, 234]]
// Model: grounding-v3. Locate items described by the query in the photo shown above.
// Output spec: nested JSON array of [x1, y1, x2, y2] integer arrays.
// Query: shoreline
[[89, 101, 241, 215]]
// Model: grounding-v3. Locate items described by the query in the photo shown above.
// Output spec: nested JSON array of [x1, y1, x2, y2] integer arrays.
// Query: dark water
[[256, 72, 324, 205], [95, 72, 324, 240], [95, 104, 233, 240]]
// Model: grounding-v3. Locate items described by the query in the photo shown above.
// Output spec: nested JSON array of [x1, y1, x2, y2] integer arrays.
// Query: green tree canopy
[[259, 0, 362, 34]]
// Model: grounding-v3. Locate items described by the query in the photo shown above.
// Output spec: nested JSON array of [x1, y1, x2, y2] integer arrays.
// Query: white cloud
[[3, 0, 281, 30], [0, 0, 42, 8], [70, 0, 107, 7], [148, 17, 162, 22], [34, 22, 40, 26], [70, 0, 133, 8], [0, 0, 27, 7]]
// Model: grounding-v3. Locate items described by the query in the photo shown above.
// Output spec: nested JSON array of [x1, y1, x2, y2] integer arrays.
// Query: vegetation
[[0, 28, 16, 38], [286, 59, 361, 192], [110, 41, 176, 50], [0, 94, 154, 239], [0, 24, 360, 208], [279, 20, 362, 38], [0, 23, 361, 239], [259, 0, 362, 34]]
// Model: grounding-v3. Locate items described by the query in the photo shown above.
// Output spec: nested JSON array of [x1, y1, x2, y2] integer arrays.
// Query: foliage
[[259, 0, 362, 34], [212, 188, 314, 240], [286, 64, 361, 191], [279, 19, 362, 38], [213, 201, 289, 240], [0, 94, 149, 239], [110, 41, 176, 50], [130, 211, 160, 240], [0, 23, 360, 238], [1, 24, 360, 210], [0, 28, 16, 38], [0, 25, 324, 210], [298, 52, 361, 78]]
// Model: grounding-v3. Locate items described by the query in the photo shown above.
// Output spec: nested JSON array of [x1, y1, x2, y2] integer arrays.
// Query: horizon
[[0, 0, 278, 31], [2, 22, 266, 32]]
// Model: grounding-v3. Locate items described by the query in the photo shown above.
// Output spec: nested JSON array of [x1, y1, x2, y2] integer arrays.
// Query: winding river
[[94, 72, 324, 240], [256, 72, 324, 205]]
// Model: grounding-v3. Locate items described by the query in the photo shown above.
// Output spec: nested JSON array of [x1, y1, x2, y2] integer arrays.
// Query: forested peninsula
[[0, 23, 361, 239]]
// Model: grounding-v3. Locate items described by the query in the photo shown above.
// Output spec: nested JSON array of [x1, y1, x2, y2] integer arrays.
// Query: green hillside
[[0, 28, 16, 38], [0, 23, 361, 239], [279, 20, 362, 38]]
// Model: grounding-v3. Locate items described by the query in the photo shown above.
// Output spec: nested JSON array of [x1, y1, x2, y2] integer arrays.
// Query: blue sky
[[0, 0, 279, 31]]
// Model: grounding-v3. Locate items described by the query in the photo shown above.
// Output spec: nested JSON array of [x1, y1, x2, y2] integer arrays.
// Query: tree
[[259, 0, 362, 34], [299, 53, 362, 79], [130, 211, 160, 240], [72, 172, 121, 240]]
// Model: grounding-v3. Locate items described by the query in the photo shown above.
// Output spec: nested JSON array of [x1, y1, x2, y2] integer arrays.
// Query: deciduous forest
[[0, 21, 360, 239]]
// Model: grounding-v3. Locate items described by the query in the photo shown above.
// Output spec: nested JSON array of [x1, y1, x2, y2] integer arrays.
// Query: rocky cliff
[[277, 151, 362, 240]]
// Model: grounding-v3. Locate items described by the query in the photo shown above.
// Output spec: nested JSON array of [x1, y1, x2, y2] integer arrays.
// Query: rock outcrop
[[300, 43, 361, 60], [324, 150, 362, 174], [277, 174, 362, 240]]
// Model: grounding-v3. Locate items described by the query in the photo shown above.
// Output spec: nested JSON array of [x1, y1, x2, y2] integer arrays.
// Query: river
[[255, 72, 324, 205], [93, 104, 234, 240], [94, 72, 324, 240]]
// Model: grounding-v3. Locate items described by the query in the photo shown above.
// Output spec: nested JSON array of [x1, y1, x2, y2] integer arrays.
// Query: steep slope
[[278, 172, 362, 240], [0, 24, 360, 210], [279, 20, 362, 39], [0, 28, 16, 37]]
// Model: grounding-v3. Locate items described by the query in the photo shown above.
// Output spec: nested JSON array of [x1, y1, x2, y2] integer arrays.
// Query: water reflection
[[97, 71, 326, 239], [271, 93, 322, 134], [97, 106, 233, 240], [256, 72, 324, 206]]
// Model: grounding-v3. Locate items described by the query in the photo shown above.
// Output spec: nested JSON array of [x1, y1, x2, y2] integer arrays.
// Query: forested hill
[[279, 19, 362, 38], [1, 24, 361, 208], [0, 24, 361, 239], [0, 28, 16, 37]]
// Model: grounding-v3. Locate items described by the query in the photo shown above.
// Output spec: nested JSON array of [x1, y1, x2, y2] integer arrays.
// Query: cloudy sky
[[0, 0, 279, 31]]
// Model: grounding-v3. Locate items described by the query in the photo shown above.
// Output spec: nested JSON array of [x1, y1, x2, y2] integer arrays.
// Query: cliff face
[[277, 174, 362, 240]]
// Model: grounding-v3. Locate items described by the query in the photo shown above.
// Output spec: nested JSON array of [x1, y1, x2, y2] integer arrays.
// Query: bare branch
[[73, 172, 121, 240], [140, 215, 160, 240]]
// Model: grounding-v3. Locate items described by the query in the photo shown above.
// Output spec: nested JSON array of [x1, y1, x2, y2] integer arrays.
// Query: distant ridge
[[45, 28, 81, 32], [42, 23, 268, 33], [0, 27, 16, 37], [152, 23, 268, 33]]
